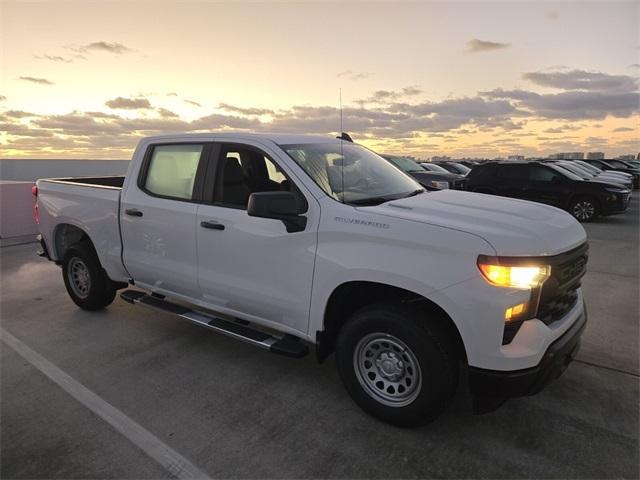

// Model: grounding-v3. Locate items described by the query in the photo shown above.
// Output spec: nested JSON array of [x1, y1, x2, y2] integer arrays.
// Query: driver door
[[195, 142, 319, 336]]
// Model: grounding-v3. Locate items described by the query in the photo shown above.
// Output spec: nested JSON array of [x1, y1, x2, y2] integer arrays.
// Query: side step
[[120, 290, 309, 358]]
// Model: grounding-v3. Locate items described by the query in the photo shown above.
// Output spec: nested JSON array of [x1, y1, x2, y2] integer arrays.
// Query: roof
[[141, 132, 344, 146]]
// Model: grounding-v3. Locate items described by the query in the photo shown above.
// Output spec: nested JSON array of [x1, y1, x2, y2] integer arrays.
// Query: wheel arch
[[317, 280, 467, 364], [53, 223, 94, 261]]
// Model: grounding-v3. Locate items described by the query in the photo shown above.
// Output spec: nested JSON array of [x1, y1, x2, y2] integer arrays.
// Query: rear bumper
[[469, 303, 586, 398]]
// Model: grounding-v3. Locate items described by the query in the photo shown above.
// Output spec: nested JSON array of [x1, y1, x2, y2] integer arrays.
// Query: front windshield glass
[[388, 156, 425, 173], [575, 161, 601, 173], [548, 164, 583, 181], [451, 163, 471, 174], [558, 163, 592, 179], [423, 163, 450, 173], [282, 143, 422, 205], [606, 159, 631, 169]]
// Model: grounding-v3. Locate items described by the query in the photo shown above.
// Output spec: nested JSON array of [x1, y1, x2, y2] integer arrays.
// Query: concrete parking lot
[[1, 198, 638, 479]]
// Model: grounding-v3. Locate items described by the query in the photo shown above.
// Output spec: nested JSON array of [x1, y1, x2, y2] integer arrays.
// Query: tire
[[569, 196, 599, 222], [62, 240, 116, 310], [336, 302, 458, 427]]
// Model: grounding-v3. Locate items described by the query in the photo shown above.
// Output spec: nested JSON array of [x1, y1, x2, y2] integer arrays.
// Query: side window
[[529, 166, 559, 182], [215, 146, 292, 209], [144, 144, 203, 200], [497, 164, 528, 180]]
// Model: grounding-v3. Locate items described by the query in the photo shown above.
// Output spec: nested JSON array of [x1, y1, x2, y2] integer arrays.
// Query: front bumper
[[602, 192, 631, 215], [468, 304, 587, 398]]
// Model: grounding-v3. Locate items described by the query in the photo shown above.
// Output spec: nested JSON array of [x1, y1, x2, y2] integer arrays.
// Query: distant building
[[586, 152, 605, 160], [548, 152, 585, 160], [507, 155, 525, 161], [431, 156, 451, 162], [615, 154, 635, 160]]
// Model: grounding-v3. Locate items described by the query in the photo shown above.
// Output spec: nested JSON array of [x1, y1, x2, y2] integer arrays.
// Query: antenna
[[339, 88, 344, 202]]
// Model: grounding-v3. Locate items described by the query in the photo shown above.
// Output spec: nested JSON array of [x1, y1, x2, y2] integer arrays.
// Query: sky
[[1, 0, 639, 159]]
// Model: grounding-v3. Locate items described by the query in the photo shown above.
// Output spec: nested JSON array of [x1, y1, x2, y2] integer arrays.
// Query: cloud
[[34, 54, 73, 63], [166, 92, 178, 96], [3, 110, 35, 118], [483, 72, 640, 120], [465, 38, 510, 53], [105, 97, 152, 109], [0, 95, 6, 101], [19, 76, 54, 85], [613, 127, 634, 132], [523, 69, 638, 92], [337, 70, 373, 81], [628, 64, 640, 69], [184, 99, 202, 107], [357, 86, 423, 104], [218, 103, 273, 116], [156, 108, 179, 118], [68, 41, 133, 54]]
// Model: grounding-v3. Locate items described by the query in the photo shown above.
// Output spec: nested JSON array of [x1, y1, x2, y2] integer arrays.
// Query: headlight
[[429, 180, 450, 189], [605, 188, 630, 194], [477, 261, 551, 289]]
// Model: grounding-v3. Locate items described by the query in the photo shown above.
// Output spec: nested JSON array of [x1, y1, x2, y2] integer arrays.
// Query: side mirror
[[247, 191, 308, 233]]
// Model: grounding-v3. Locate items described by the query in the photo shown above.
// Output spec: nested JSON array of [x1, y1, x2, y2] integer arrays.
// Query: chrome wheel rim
[[573, 201, 595, 221], [68, 257, 91, 299], [353, 333, 422, 407]]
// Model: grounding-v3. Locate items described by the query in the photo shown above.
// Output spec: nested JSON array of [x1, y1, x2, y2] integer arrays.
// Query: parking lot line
[[0, 327, 211, 480]]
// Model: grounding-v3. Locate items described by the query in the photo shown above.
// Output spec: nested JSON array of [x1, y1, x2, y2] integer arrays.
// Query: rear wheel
[[336, 303, 458, 427], [569, 196, 599, 222], [62, 241, 116, 310]]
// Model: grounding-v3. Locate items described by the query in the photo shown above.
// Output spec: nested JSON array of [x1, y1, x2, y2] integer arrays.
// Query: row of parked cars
[[385, 155, 638, 222]]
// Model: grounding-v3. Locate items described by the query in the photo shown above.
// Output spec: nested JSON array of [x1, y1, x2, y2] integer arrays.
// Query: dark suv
[[466, 161, 631, 221], [582, 159, 640, 188]]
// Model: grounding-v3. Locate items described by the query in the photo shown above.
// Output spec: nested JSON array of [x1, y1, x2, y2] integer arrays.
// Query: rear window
[[144, 144, 203, 200]]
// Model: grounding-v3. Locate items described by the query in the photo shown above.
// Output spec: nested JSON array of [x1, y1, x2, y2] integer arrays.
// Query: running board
[[120, 290, 308, 358]]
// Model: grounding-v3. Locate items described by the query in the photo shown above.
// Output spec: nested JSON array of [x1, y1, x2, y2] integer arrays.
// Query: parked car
[[549, 161, 634, 190], [581, 159, 639, 188], [466, 161, 631, 221], [35, 133, 588, 426], [432, 161, 471, 176], [573, 160, 635, 185], [385, 156, 466, 190]]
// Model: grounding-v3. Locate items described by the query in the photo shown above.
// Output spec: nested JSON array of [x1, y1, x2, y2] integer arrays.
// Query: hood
[[364, 190, 586, 256], [588, 180, 631, 191]]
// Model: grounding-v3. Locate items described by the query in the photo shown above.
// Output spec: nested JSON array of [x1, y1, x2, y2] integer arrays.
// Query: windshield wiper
[[348, 189, 425, 206]]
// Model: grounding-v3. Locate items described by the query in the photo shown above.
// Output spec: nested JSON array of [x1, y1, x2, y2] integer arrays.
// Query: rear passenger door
[[526, 165, 570, 208], [195, 142, 319, 336], [121, 143, 210, 297], [494, 164, 530, 199]]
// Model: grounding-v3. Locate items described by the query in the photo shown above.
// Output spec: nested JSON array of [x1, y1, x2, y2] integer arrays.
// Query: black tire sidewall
[[62, 242, 115, 310], [336, 304, 456, 427]]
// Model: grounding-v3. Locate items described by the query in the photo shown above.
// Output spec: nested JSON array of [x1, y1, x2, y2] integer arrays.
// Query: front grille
[[537, 244, 588, 326]]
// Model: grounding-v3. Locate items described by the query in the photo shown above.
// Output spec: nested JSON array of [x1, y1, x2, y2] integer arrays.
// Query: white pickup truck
[[35, 133, 588, 426]]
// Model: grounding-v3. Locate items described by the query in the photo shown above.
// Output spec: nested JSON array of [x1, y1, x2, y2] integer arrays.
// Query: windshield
[[548, 164, 583, 181], [388, 156, 425, 173], [282, 143, 422, 205], [575, 161, 601, 173], [558, 163, 592, 179], [450, 163, 471, 174], [606, 159, 633, 169], [422, 163, 450, 173]]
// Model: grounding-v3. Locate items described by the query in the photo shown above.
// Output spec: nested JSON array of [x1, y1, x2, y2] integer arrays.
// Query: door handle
[[200, 220, 225, 231], [125, 209, 143, 217]]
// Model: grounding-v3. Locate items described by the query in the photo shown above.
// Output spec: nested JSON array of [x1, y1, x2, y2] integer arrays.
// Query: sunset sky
[[1, 1, 639, 159]]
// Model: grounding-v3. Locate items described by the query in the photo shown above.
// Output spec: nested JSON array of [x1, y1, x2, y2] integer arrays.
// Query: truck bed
[[36, 175, 129, 283]]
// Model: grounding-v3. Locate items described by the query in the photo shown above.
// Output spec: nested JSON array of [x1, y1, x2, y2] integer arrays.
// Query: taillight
[[32, 184, 39, 224]]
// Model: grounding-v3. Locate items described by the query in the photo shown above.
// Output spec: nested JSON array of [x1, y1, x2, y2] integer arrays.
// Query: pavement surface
[[1, 197, 638, 479]]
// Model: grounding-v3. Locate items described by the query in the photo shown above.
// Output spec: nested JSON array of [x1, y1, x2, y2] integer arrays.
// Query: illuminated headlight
[[477, 261, 550, 289], [429, 180, 450, 190]]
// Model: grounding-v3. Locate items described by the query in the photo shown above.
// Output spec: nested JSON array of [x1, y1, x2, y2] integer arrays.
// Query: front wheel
[[336, 303, 458, 427], [62, 241, 116, 310], [569, 197, 599, 222]]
